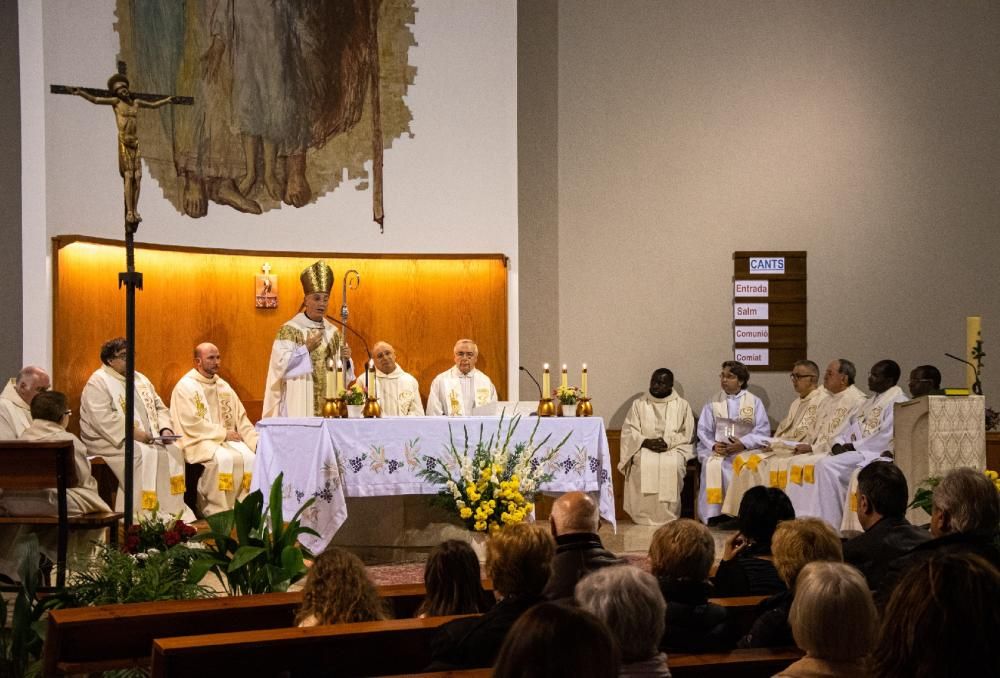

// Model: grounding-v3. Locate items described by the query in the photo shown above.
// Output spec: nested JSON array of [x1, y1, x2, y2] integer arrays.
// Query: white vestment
[[170, 370, 258, 517], [812, 386, 908, 528], [374, 365, 424, 417], [722, 387, 827, 515], [784, 385, 867, 516], [618, 392, 695, 525], [0, 380, 32, 440], [427, 367, 497, 417], [262, 313, 355, 419], [0, 420, 111, 577], [695, 390, 770, 523], [79, 365, 194, 522]]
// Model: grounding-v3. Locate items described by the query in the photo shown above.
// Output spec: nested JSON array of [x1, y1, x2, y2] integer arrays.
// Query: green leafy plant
[[187, 472, 318, 595], [908, 476, 941, 516], [0, 535, 59, 678], [339, 382, 366, 406]]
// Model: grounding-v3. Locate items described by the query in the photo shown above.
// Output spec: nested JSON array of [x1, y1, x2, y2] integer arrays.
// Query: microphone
[[944, 352, 983, 395], [519, 365, 543, 399], [325, 315, 373, 372]]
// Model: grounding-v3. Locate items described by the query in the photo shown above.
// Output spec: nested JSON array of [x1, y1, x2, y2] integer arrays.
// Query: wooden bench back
[[0, 440, 79, 489]]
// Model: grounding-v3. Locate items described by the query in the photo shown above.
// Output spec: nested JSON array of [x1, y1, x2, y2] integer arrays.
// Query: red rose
[[164, 531, 180, 546]]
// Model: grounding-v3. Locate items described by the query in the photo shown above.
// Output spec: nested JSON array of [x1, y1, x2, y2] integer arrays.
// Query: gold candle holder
[[322, 398, 339, 418], [537, 398, 556, 417], [576, 398, 593, 417], [363, 397, 383, 418]]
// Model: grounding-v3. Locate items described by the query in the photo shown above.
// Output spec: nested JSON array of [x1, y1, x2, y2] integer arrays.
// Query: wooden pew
[[149, 615, 476, 678], [669, 648, 804, 677], [713, 595, 768, 638]]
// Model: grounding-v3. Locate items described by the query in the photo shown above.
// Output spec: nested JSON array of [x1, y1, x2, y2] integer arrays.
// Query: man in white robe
[[695, 361, 770, 524], [618, 368, 695, 525], [170, 343, 259, 516], [812, 359, 908, 529], [372, 341, 424, 416], [784, 359, 867, 517], [0, 391, 111, 577], [722, 360, 826, 516], [79, 337, 194, 522], [427, 339, 498, 416], [0, 366, 50, 439], [263, 260, 354, 418]]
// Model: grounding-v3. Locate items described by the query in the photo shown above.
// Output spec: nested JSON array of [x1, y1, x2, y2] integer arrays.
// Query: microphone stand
[[944, 352, 983, 395], [519, 366, 543, 400], [326, 315, 373, 370]]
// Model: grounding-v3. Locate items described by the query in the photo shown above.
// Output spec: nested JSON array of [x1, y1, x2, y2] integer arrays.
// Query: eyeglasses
[[790, 373, 816, 381], [112, 351, 128, 360], [455, 352, 476, 359]]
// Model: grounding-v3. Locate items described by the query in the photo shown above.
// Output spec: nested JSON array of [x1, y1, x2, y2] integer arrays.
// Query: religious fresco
[[114, 0, 417, 229]]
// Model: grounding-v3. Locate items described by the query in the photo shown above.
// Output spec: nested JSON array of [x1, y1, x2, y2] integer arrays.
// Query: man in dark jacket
[[843, 461, 930, 591], [542, 491, 622, 600]]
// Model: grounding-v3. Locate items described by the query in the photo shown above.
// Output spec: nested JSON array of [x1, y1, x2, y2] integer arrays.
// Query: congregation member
[[784, 359, 867, 517], [0, 391, 111, 577], [0, 365, 50, 439], [576, 566, 672, 678], [618, 368, 695, 525], [80, 338, 194, 521], [170, 342, 258, 517], [695, 360, 770, 525], [811, 359, 907, 529], [493, 602, 619, 678], [372, 340, 424, 416], [871, 553, 1000, 678], [426, 339, 498, 416], [712, 487, 794, 598], [416, 540, 491, 617], [263, 260, 354, 418], [775, 562, 877, 678], [648, 519, 729, 653], [543, 491, 622, 600], [723, 360, 826, 515], [907, 364, 943, 397], [841, 462, 929, 591], [738, 517, 842, 649], [429, 522, 553, 669], [296, 546, 388, 626]]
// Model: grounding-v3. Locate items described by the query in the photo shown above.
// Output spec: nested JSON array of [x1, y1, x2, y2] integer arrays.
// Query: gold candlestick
[[363, 396, 382, 418], [537, 398, 556, 417], [576, 397, 593, 417], [322, 398, 338, 418]]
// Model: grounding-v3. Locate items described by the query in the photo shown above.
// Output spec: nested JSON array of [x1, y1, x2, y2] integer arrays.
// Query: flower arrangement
[[554, 385, 582, 405], [909, 469, 1000, 515], [986, 407, 998, 432], [418, 415, 569, 533], [340, 381, 367, 405], [123, 511, 198, 554]]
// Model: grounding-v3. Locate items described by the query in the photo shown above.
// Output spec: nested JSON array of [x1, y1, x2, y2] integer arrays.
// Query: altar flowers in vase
[[418, 415, 569, 533]]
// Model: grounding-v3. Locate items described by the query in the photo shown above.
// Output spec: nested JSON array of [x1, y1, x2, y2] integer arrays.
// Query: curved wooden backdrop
[[53, 236, 508, 429]]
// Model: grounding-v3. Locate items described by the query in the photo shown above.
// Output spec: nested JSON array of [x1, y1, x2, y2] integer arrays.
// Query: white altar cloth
[[253, 416, 616, 553]]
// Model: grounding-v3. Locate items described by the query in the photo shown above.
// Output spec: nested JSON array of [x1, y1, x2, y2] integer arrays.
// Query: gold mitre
[[300, 260, 334, 295]]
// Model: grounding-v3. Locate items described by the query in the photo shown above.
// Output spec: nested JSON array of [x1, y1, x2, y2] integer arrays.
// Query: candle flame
[[543, 363, 550, 370]]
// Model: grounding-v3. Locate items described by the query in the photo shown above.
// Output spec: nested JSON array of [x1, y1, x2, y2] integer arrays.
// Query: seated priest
[[812, 359, 907, 529], [170, 343, 258, 517], [0, 365, 50, 439], [723, 360, 827, 516], [0, 391, 112, 578], [696, 360, 770, 525], [784, 359, 867, 517], [907, 364, 943, 398], [80, 337, 194, 522], [263, 260, 354, 418], [372, 340, 424, 416], [618, 368, 696, 525], [427, 339, 498, 416]]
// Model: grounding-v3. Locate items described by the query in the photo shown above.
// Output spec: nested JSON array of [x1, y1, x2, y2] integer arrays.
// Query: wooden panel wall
[[53, 237, 507, 428]]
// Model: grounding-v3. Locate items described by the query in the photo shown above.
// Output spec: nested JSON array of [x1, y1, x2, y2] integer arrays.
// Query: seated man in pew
[[543, 491, 622, 600], [170, 342, 257, 517], [0, 391, 111, 577], [0, 365, 50, 439]]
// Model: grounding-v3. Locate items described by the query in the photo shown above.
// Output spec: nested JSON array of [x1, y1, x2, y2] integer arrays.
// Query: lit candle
[[581, 364, 588, 397], [325, 358, 335, 399], [542, 363, 551, 398], [369, 359, 377, 399], [561, 364, 568, 389], [336, 359, 344, 396]]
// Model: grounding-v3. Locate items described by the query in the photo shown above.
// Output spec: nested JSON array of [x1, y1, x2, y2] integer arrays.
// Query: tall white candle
[[542, 363, 551, 398], [325, 358, 335, 399], [369, 359, 377, 399], [561, 364, 568, 389], [336, 359, 344, 395], [581, 364, 588, 397]]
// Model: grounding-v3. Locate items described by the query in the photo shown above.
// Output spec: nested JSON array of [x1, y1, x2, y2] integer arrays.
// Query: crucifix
[[50, 63, 192, 527]]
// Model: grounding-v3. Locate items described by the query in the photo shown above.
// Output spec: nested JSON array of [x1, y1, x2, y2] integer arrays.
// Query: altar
[[253, 416, 616, 555]]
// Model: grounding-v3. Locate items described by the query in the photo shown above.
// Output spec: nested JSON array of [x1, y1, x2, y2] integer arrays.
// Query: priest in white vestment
[[695, 361, 770, 524], [784, 359, 867, 517], [79, 337, 194, 522], [722, 360, 826, 516], [0, 391, 111, 577], [427, 339, 498, 416], [263, 261, 355, 418], [372, 341, 424, 416], [0, 366, 50, 439], [812, 360, 908, 529], [170, 343, 258, 516], [618, 368, 695, 525]]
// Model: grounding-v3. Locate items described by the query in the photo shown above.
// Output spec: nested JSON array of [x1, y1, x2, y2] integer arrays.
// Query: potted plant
[[340, 382, 367, 418], [554, 385, 582, 416]]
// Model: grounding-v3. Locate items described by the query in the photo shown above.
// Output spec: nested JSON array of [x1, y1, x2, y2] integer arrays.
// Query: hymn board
[[732, 252, 807, 371]]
